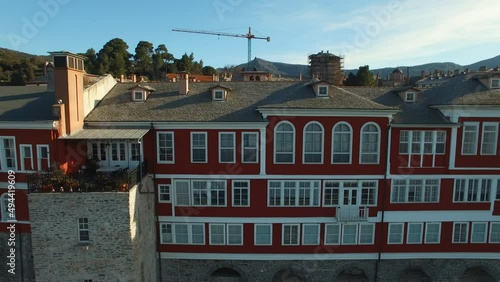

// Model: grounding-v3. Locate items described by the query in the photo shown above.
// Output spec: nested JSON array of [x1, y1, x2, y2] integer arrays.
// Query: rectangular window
[[411, 131, 422, 153], [454, 178, 491, 203], [323, 181, 340, 206], [191, 180, 226, 206], [471, 222, 488, 243], [342, 224, 358, 245], [481, 122, 498, 155], [491, 78, 500, 88], [1, 194, 15, 221], [191, 132, 207, 163], [130, 143, 140, 161], [388, 223, 404, 244], [36, 144, 49, 171], [452, 222, 469, 243], [324, 224, 341, 245], [213, 90, 224, 100], [111, 142, 126, 161], [219, 132, 235, 163], [242, 132, 258, 163], [302, 224, 320, 245], [174, 180, 190, 206], [282, 224, 299, 245], [20, 144, 33, 171], [318, 85, 328, 96], [134, 91, 143, 100], [78, 218, 89, 243], [361, 181, 377, 205], [157, 132, 174, 163], [462, 123, 479, 155], [490, 223, 500, 243], [405, 92, 415, 102], [424, 222, 441, 244], [391, 179, 440, 203], [359, 223, 375, 244], [255, 224, 272, 245], [268, 181, 320, 207], [160, 223, 205, 245], [210, 224, 225, 245], [400, 131, 446, 155], [158, 184, 171, 203], [232, 180, 250, 207], [227, 224, 243, 245], [407, 223, 423, 244], [399, 131, 409, 154]]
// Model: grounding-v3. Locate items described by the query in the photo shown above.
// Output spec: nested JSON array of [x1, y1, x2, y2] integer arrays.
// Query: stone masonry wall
[[161, 258, 500, 282], [29, 192, 135, 282], [0, 232, 34, 282]]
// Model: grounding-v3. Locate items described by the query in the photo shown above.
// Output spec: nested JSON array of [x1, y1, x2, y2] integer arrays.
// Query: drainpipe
[[375, 120, 391, 282]]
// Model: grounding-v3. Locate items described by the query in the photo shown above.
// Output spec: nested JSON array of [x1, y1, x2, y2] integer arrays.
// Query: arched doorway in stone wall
[[399, 268, 431, 282], [209, 267, 244, 282], [336, 267, 368, 282], [272, 268, 307, 282], [460, 267, 495, 282]]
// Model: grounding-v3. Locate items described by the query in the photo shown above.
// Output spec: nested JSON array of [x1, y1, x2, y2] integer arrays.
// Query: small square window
[[213, 90, 224, 101], [491, 78, 500, 88], [134, 91, 143, 100], [405, 92, 415, 102], [318, 86, 328, 97], [159, 185, 171, 202]]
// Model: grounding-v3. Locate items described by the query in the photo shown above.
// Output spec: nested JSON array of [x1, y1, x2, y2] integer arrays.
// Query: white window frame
[[452, 222, 469, 244], [0, 137, 17, 171], [302, 224, 320, 245], [232, 180, 250, 207], [480, 122, 498, 155], [173, 180, 191, 206], [461, 122, 479, 155], [274, 121, 295, 164], [157, 132, 174, 164], [302, 121, 324, 164], [158, 184, 171, 203], [471, 222, 488, 244], [453, 178, 491, 203], [388, 223, 404, 244], [133, 91, 144, 101], [390, 179, 440, 203], [323, 180, 378, 207], [77, 218, 90, 243], [254, 224, 272, 246], [491, 78, 500, 89], [358, 223, 375, 245], [317, 85, 328, 97], [331, 122, 352, 164], [268, 180, 320, 207], [191, 132, 207, 163], [342, 223, 358, 245], [213, 90, 225, 101], [405, 92, 416, 102], [424, 222, 441, 244], [489, 222, 500, 243], [1, 193, 15, 222], [399, 130, 446, 155], [219, 132, 236, 163], [191, 180, 227, 207], [359, 123, 380, 164], [241, 132, 258, 163], [324, 223, 341, 245], [36, 144, 50, 170], [227, 224, 243, 246], [406, 222, 423, 244], [19, 144, 33, 171], [282, 224, 300, 246], [209, 223, 226, 245], [160, 223, 205, 245]]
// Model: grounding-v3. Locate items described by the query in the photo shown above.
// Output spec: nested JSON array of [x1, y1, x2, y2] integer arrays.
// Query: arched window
[[360, 123, 380, 164], [332, 122, 352, 163], [274, 121, 295, 163], [303, 122, 324, 163]]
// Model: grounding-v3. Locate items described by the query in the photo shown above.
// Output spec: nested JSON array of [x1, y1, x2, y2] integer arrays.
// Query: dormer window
[[134, 91, 144, 101], [127, 84, 155, 102], [405, 92, 416, 102], [318, 86, 328, 97], [214, 90, 224, 101], [209, 85, 231, 102], [491, 78, 500, 89]]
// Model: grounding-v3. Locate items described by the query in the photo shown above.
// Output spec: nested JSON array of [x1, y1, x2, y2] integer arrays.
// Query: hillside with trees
[[0, 48, 49, 85]]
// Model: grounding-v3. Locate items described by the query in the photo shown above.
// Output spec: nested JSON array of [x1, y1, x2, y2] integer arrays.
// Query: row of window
[[159, 223, 376, 246], [158, 178, 500, 208], [0, 137, 49, 171], [462, 122, 499, 155], [388, 222, 500, 244]]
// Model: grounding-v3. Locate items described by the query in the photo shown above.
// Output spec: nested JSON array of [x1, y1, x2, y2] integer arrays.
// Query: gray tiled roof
[[0, 86, 55, 121], [85, 81, 394, 123]]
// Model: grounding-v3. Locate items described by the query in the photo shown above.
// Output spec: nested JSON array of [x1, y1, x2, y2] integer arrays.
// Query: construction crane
[[172, 27, 270, 64]]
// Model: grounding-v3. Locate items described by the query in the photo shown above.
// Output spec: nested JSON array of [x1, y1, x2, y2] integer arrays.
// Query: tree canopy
[[343, 65, 376, 86]]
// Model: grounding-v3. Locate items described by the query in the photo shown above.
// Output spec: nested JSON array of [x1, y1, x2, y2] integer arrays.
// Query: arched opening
[[256, 76, 261, 81], [210, 267, 243, 282], [336, 267, 368, 282], [461, 267, 494, 282], [272, 269, 306, 282], [249, 76, 255, 81], [399, 268, 430, 282]]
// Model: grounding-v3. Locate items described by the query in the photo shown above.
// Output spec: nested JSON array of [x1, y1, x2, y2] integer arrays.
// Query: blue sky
[[1, 0, 500, 69]]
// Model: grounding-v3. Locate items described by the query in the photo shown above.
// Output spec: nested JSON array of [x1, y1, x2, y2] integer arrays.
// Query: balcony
[[27, 162, 147, 193], [336, 206, 369, 221]]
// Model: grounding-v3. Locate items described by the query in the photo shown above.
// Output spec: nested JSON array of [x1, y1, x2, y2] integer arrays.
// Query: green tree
[[10, 70, 26, 85], [152, 44, 174, 81], [343, 72, 357, 86], [97, 38, 131, 77], [20, 59, 35, 82], [202, 66, 217, 76], [83, 48, 98, 74], [355, 65, 376, 86], [134, 41, 154, 76]]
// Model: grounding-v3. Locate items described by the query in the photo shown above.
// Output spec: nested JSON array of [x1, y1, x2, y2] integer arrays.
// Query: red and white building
[[1, 52, 500, 281]]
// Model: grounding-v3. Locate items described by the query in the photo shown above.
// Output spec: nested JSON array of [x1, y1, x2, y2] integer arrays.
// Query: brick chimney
[[131, 74, 137, 83], [120, 74, 125, 83], [299, 73, 302, 81], [179, 72, 189, 95], [421, 70, 425, 79], [49, 51, 85, 135], [46, 62, 55, 92]]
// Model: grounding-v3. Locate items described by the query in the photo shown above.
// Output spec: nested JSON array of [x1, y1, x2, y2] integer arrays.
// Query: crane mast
[[172, 27, 270, 64]]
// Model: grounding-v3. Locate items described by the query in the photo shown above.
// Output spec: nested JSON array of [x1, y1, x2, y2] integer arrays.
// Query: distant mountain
[[225, 55, 500, 80]]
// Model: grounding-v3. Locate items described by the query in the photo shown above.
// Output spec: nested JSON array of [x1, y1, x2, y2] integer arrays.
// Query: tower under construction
[[308, 51, 344, 85]]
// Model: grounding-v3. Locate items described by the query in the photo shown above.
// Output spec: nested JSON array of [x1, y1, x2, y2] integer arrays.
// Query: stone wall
[[28, 175, 157, 282], [160, 258, 500, 282], [0, 232, 35, 282]]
